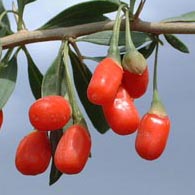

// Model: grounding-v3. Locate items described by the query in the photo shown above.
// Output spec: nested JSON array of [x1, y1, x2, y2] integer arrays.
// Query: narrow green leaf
[[40, 0, 120, 29], [41, 52, 66, 97], [41, 44, 68, 185], [0, 55, 17, 109], [0, 42, 2, 59], [17, 0, 37, 29], [78, 31, 151, 48], [83, 56, 105, 62], [69, 49, 109, 134], [162, 11, 195, 23], [23, 47, 43, 99], [138, 41, 156, 59], [164, 34, 189, 53], [0, 0, 12, 36], [17, 0, 37, 15], [49, 130, 63, 186]]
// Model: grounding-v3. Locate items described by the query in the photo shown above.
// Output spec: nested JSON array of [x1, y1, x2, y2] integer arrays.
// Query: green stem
[[150, 39, 167, 116], [129, 0, 136, 16], [125, 8, 136, 52], [108, 4, 126, 62], [63, 41, 86, 125], [1, 48, 14, 63], [153, 41, 159, 93]]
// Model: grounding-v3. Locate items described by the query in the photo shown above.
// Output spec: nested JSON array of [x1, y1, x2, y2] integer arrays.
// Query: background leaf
[[162, 11, 195, 22], [0, 54, 17, 109], [0, 0, 12, 36], [23, 47, 43, 99], [17, 0, 37, 17], [41, 44, 68, 185], [49, 130, 63, 186], [41, 56, 66, 97], [69, 49, 109, 134], [78, 31, 151, 48], [40, 0, 120, 29], [164, 34, 189, 53], [138, 41, 156, 58], [83, 56, 105, 62]]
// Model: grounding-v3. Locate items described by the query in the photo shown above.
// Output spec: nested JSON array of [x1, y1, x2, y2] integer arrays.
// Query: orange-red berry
[[29, 95, 71, 131], [87, 57, 123, 105], [135, 113, 170, 160], [15, 131, 52, 175], [54, 124, 91, 174]]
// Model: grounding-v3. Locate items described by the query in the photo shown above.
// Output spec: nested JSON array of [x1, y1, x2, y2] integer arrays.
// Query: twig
[[1, 19, 195, 49]]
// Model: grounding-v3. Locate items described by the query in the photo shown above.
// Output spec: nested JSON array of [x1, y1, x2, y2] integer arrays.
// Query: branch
[[1, 19, 195, 49]]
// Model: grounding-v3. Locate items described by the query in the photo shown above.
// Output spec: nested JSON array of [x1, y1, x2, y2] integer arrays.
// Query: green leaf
[[41, 48, 66, 97], [17, 0, 37, 29], [41, 44, 68, 185], [49, 130, 63, 186], [78, 31, 151, 48], [164, 34, 189, 53], [17, 0, 37, 16], [138, 41, 156, 59], [162, 11, 195, 23], [0, 54, 17, 109], [83, 56, 105, 62], [0, 1, 12, 36], [69, 49, 109, 134], [40, 0, 120, 29], [23, 47, 43, 99], [0, 42, 2, 59]]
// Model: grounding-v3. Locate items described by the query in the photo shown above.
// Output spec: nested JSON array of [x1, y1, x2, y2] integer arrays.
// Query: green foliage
[[49, 130, 63, 186], [163, 11, 195, 22], [0, 0, 11, 36], [164, 34, 189, 53], [23, 47, 43, 99], [17, 0, 37, 19], [0, 52, 17, 109], [138, 41, 157, 58], [41, 48, 66, 97], [41, 44, 68, 186], [40, 0, 120, 29], [78, 31, 152, 47]]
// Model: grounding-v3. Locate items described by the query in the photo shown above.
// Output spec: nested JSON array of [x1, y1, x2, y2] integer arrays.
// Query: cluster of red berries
[[87, 55, 170, 161], [86, 4, 170, 161], [15, 95, 91, 175], [13, 4, 171, 181]]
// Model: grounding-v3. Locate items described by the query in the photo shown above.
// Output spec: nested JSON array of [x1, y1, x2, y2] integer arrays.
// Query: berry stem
[[125, 8, 136, 52], [62, 40, 86, 126], [107, 4, 126, 62], [150, 39, 167, 116], [129, 0, 136, 16]]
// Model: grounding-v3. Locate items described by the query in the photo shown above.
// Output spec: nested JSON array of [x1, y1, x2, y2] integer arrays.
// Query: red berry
[[135, 113, 170, 160], [122, 67, 149, 99], [102, 85, 140, 135], [54, 124, 91, 174], [15, 131, 51, 175], [29, 95, 72, 131], [87, 57, 123, 105], [0, 110, 3, 129]]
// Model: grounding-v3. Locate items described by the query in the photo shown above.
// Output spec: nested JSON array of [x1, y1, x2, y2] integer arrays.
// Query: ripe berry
[[54, 124, 91, 174], [102, 85, 140, 135], [87, 57, 123, 105], [29, 95, 71, 131], [15, 131, 51, 175], [122, 67, 149, 98], [135, 113, 170, 160]]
